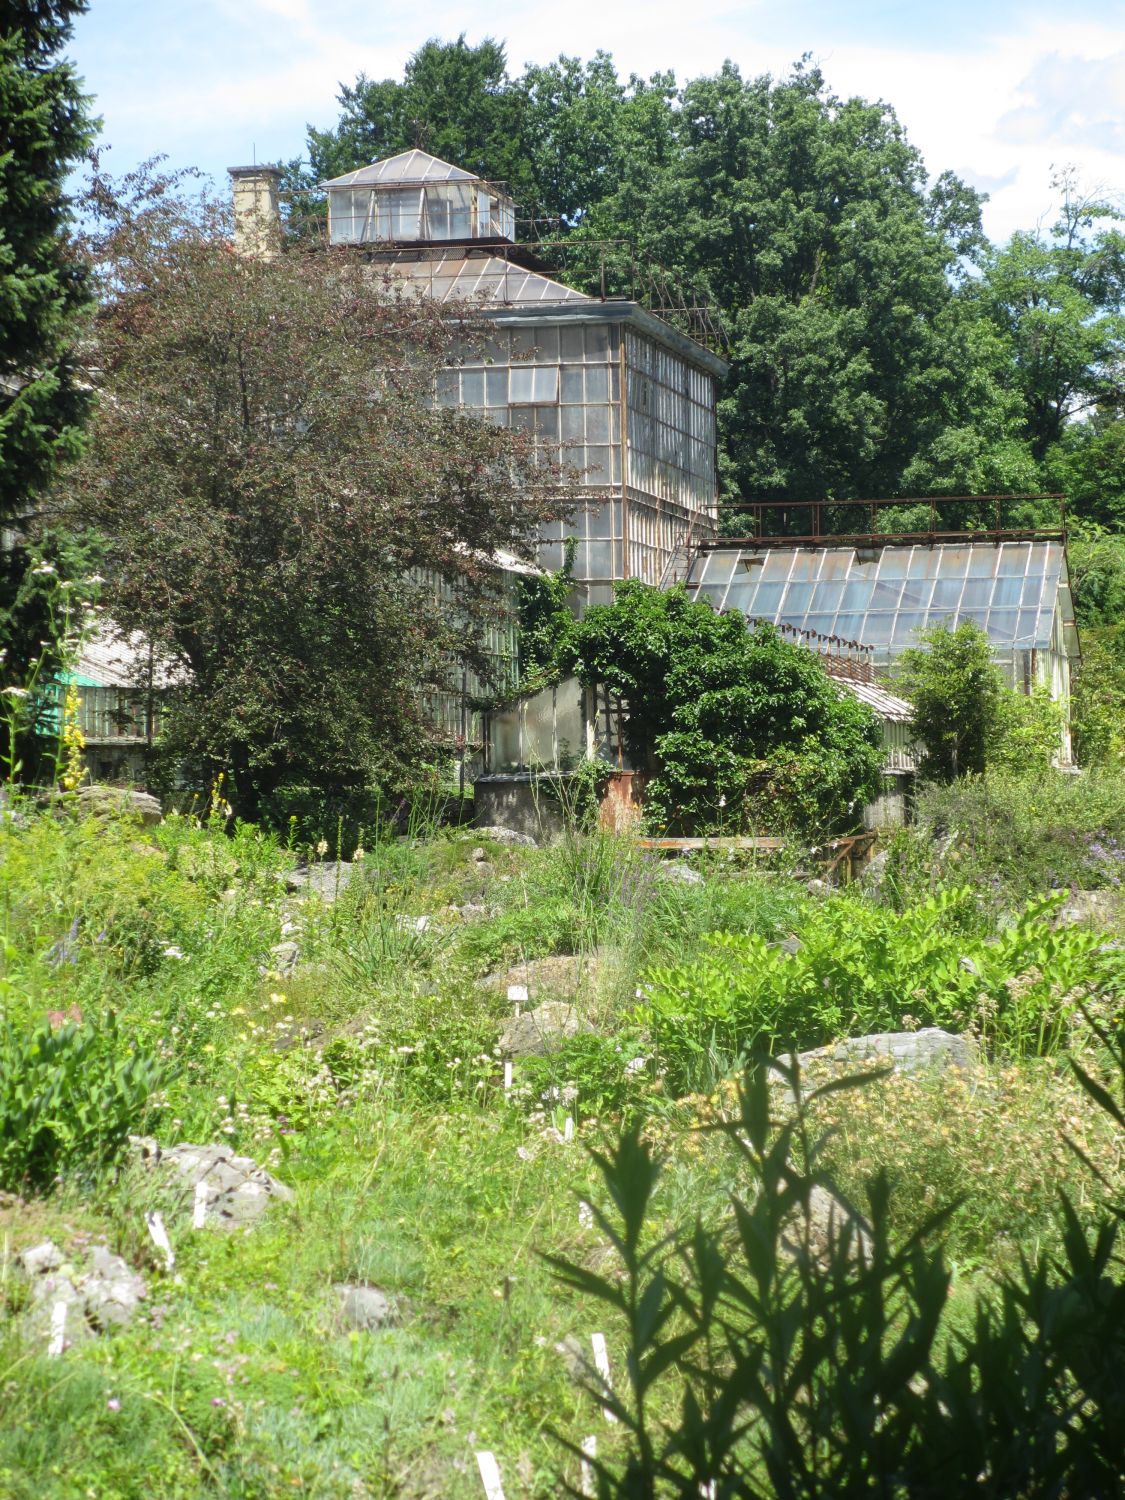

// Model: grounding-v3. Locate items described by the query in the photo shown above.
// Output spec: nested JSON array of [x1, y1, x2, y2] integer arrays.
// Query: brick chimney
[[227, 165, 282, 260]]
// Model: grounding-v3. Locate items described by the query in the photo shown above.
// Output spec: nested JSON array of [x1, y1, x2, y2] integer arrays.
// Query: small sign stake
[[475, 1450, 506, 1500], [145, 1210, 175, 1271], [192, 1180, 209, 1229], [580, 1435, 597, 1496], [47, 1299, 68, 1357], [591, 1332, 616, 1422]]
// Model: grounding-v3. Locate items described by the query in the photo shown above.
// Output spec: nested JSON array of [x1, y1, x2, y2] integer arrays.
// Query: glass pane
[[559, 327, 585, 361], [585, 366, 610, 404], [992, 576, 1022, 607], [585, 405, 610, 443], [585, 325, 610, 361], [931, 578, 964, 608], [561, 367, 584, 404], [585, 445, 610, 479], [1021, 576, 1044, 607], [748, 582, 785, 614], [509, 367, 534, 403], [532, 366, 559, 402], [485, 368, 507, 407], [560, 406, 585, 441], [961, 578, 993, 607], [460, 370, 485, 407]]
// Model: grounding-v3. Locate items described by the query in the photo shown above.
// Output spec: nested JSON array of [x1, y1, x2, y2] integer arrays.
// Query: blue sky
[[69, 0, 1125, 241]]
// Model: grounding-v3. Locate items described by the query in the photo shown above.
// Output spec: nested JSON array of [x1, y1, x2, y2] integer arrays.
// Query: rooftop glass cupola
[[321, 149, 516, 248]]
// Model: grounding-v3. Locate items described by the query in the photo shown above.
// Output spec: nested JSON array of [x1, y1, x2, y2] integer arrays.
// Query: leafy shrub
[[565, 581, 882, 835], [518, 1032, 654, 1118], [552, 1040, 1125, 1497], [640, 888, 1124, 1092], [896, 768, 1125, 908], [0, 1013, 165, 1191]]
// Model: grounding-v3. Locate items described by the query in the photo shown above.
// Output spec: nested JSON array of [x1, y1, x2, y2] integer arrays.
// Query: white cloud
[[997, 49, 1125, 153], [71, 2, 1125, 243]]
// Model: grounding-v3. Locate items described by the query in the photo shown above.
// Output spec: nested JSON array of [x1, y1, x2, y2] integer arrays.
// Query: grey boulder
[[133, 1139, 293, 1228], [334, 1282, 399, 1331], [499, 1001, 593, 1058]]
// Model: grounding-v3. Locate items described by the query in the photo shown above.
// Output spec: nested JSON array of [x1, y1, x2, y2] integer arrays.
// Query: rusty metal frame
[[716, 493, 1068, 548]]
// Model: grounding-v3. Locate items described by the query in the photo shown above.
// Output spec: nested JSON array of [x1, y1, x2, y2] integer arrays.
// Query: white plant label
[[47, 1299, 68, 1357], [192, 1179, 209, 1229], [475, 1450, 506, 1500], [580, 1434, 597, 1497], [564, 1115, 575, 1143], [503, 1059, 513, 1095], [145, 1210, 175, 1271], [591, 1332, 616, 1422], [506, 984, 528, 1004]]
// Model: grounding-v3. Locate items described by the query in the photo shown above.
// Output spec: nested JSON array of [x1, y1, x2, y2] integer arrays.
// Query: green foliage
[[640, 888, 1123, 1092], [566, 581, 882, 833], [900, 769, 1125, 909], [515, 537, 578, 691], [895, 619, 1003, 780], [0, 0, 96, 526], [551, 1043, 1125, 1497], [0, 1012, 165, 1191], [1069, 525, 1125, 628], [1073, 629, 1125, 769], [971, 169, 1125, 464], [990, 682, 1064, 774]]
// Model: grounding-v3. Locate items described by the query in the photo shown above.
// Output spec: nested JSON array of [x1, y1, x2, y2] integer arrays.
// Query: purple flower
[[107, 1398, 121, 1412]]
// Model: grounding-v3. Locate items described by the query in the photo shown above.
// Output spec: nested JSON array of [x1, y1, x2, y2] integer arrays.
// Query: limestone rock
[[268, 939, 300, 975], [659, 860, 704, 887], [779, 1028, 979, 1083], [1056, 889, 1123, 930], [18, 1239, 63, 1277], [132, 1139, 293, 1229], [78, 1247, 146, 1329], [489, 953, 600, 1005], [499, 1001, 593, 1058], [783, 1184, 873, 1267], [286, 861, 355, 901], [334, 1282, 398, 1331], [77, 785, 162, 826], [474, 826, 537, 847]]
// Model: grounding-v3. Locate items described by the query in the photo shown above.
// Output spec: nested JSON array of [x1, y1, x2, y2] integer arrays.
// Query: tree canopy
[[0, 0, 96, 526], [297, 40, 1125, 543]]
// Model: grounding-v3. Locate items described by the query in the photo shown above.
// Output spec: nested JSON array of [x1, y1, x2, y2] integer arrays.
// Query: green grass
[[0, 793, 1122, 1495]]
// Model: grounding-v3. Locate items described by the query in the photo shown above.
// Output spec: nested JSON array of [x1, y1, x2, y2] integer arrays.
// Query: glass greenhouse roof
[[321, 150, 478, 187], [684, 541, 1076, 661], [392, 252, 589, 305]]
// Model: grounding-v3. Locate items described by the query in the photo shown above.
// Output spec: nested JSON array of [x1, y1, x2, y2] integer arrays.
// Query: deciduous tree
[[58, 169, 573, 822]]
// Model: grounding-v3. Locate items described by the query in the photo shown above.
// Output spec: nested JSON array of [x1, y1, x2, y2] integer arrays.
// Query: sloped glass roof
[[392, 252, 589, 305], [321, 150, 477, 188], [684, 541, 1074, 661]]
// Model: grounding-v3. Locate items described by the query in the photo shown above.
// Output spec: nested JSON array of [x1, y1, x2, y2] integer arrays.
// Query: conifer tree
[[0, 0, 96, 527]]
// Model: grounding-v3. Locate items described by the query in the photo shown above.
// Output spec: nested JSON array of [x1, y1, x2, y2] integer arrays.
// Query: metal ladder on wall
[[657, 539, 700, 592]]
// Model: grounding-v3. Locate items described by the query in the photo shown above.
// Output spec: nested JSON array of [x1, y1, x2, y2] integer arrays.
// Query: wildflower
[[353, 845, 365, 861], [316, 838, 329, 857], [1, 686, 29, 699], [163, 945, 186, 960], [106, 1398, 121, 1412]]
